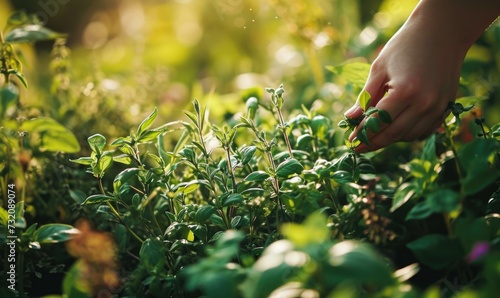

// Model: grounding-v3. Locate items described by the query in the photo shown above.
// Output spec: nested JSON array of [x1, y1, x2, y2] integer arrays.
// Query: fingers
[[349, 90, 431, 152], [344, 63, 388, 120]]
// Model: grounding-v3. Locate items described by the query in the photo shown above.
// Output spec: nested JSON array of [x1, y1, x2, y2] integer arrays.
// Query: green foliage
[[0, 13, 79, 297], [66, 74, 500, 297], [1, 3, 500, 297]]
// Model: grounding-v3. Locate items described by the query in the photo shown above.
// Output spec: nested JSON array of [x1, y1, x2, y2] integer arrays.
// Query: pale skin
[[344, 0, 500, 152]]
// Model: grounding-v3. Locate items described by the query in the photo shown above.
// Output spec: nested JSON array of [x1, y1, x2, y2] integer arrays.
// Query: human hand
[[345, 18, 465, 152], [344, 0, 500, 152]]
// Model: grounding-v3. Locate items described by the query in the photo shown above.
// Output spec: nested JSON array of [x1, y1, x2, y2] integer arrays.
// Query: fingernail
[[344, 105, 360, 117]]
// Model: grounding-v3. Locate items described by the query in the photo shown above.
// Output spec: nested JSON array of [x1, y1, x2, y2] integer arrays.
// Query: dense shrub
[[1, 3, 500, 298]]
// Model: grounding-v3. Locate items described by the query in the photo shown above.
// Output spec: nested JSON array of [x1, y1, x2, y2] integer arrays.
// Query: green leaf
[[97, 152, 113, 176], [281, 212, 329, 246], [420, 134, 437, 162], [223, 193, 244, 207], [364, 106, 378, 117], [14, 202, 26, 229], [326, 240, 395, 287], [113, 168, 140, 193], [0, 207, 8, 226], [5, 24, 64, 43], [406, 189, 459, 220], [137, 128, 163, 143], [6, 11, 29, 28], [358, 89, 371, 111], [458, 138, 500, 195], [70, 157, 94, 165], [137, 108, 158, 137], [331, 170, 352, 184], [391, 182, 417, 212], [195, 205, 216, 223], [377, 109, 392, 123], [407, 234, 462, 270], [244, 171, 271, 182], [32, 224, 79, 244], [113, 154, 133, 165], [19, 117, 80, 153], [240, 146, 257, 165], [365, 117, 380, 133], [310, 115, 330, 137], [406, 201, 434, 220], [63, 260, 92, 297], [297, 134, 314, 148], [210, 214, 226, 229], [184, 110, 198, 128], [240, 240, 296, 298], [338, 119, 349, 129], [426, 189, 460, 213], [0, 84, 19, 115], [276, 158, 304, 178], [9, 70, 28, 88], [454, 216, 490, 253], [82, 194, 119, 205], [326, 62, 371, 90], [174, 180, 207, 195], [491, 124, 500, 139], [231, 216, 242, 228], [87, 134, 106, 155], [140, 238, 166, 274], [356, 127, 370, 146]]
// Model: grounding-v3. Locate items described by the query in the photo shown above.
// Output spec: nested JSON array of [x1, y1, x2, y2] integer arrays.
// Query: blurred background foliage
[[4, 0, 499, 143], [2, 0, 500, 296], [1, 0, 498, 206], [0, 0, 400, 138]]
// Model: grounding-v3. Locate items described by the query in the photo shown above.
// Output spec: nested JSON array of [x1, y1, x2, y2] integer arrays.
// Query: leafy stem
[[267, 85, 294, 158], [98, 177, 144, 244]]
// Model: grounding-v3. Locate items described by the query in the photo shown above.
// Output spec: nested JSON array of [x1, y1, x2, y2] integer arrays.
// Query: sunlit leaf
[[137, 108, 158, 137], [63, 260, 92, 298], [358, 90, 371, 111], [20, 117, 80, 153], [6, 11, 29, 28], [82, 194, 120, 205], [281, 212, 329, 246], [5, 24, 64, 43], [391, 182, 417, 212], [240, 146, 257, 164], [326, 62, 370, 90], [87, 134, 106, 155], [137, 128, 163, 143], [32, 224, 79, 244], [70, 157, 93, 165], [8, 69, 28, 88], [97, 152, 113, 176]]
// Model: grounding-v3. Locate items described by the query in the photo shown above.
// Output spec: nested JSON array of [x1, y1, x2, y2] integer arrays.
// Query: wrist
[[410, 0, 500, 48]]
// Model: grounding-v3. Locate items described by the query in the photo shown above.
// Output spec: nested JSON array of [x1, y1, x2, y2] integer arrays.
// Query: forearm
[[408, 0, 500, 49]]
